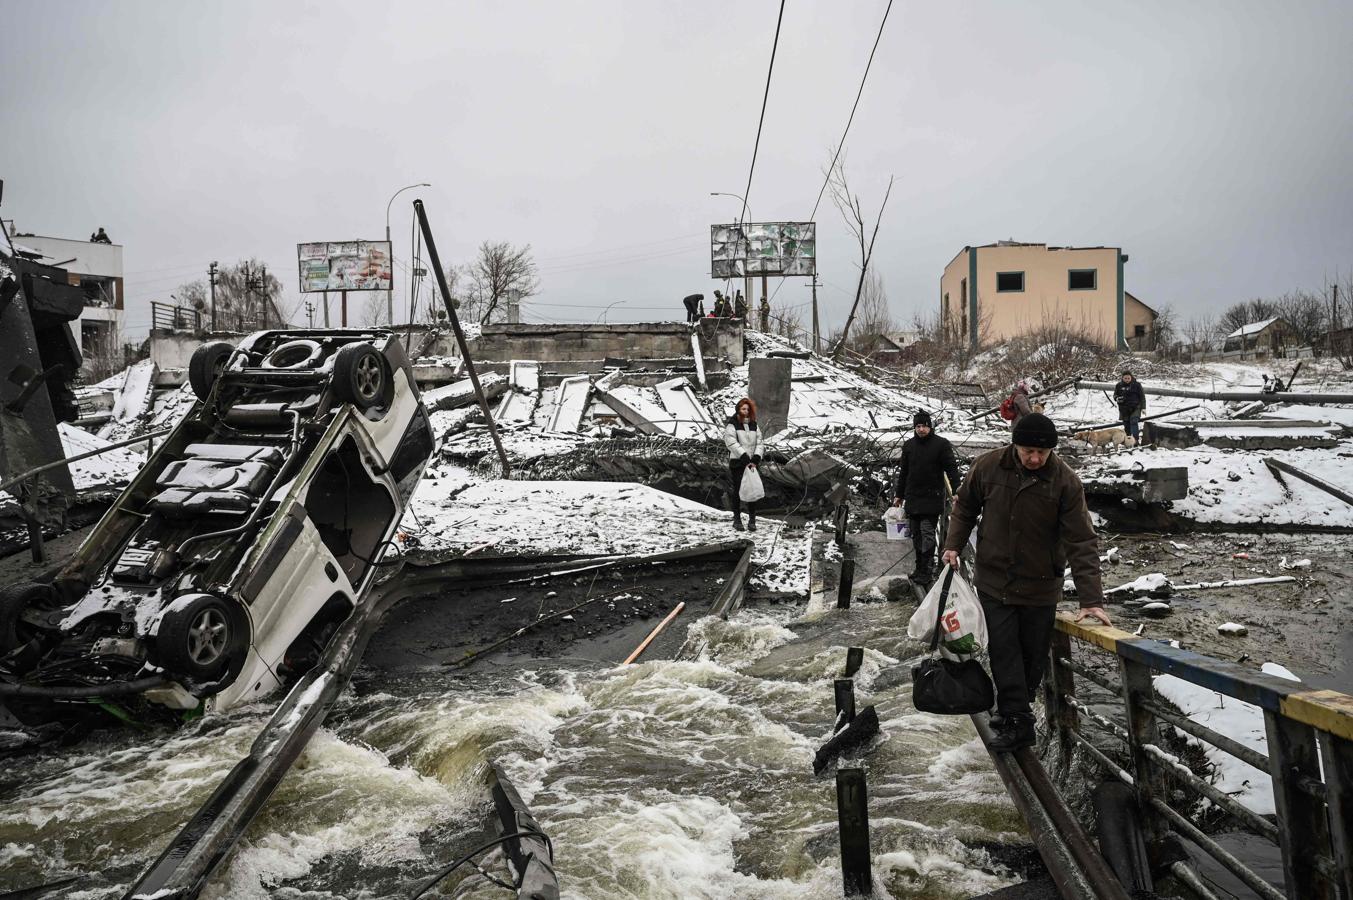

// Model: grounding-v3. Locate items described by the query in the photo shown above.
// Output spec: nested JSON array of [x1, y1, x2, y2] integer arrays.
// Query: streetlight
[[709, 191, 753, 224], [596, 300, 624, 324], [386, 182, 431, 324]]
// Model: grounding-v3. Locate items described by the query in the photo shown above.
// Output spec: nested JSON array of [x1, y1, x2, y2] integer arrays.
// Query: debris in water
[[1217, 622, 1249, 635]]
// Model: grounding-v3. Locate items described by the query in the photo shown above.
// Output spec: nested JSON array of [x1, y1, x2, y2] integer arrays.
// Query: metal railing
[[1047, 614, 1353, 900], [150, 301, 202, 333]]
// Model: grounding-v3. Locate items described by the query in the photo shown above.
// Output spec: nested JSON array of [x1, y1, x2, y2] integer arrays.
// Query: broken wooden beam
[[813, 705, 881, 775]]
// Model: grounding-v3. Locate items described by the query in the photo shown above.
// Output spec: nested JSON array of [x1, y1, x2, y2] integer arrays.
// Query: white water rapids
[[1, 603, 1026, 898]]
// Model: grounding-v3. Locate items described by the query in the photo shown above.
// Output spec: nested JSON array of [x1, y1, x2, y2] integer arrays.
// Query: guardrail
[[1048, 614, 1353, 900], [151, 301, 201, 333]]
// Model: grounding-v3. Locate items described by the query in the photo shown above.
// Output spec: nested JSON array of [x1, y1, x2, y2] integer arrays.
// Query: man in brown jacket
[[940, 413, 1111, 752]]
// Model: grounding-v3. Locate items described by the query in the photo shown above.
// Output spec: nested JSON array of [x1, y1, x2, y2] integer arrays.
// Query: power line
[[740, 0, 787, 225], [808, 0, 895, 222]]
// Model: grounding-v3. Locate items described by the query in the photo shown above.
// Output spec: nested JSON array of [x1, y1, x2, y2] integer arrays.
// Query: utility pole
[[810, 274, 822, 355], [259, 264, 269, 328], [208, 261, 219, 332], [759, 274, 770, 331], [305, 301, 315, 328]]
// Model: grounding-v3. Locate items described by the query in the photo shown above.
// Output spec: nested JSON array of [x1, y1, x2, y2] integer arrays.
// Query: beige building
[[940, 241, 1156, 349]]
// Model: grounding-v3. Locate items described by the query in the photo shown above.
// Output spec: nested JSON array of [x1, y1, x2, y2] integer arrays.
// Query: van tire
[[189, 341, 237, 400], [157, 594, 245, 681], [332, 343, 389, 410]]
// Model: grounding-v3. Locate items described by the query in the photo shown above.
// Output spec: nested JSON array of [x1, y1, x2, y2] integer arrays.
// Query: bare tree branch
[[826, 160, 895, 360]]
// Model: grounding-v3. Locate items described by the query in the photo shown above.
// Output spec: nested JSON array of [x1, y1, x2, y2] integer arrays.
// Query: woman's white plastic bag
[[907, 569, 988, 660], [739, 465, 766, 503]]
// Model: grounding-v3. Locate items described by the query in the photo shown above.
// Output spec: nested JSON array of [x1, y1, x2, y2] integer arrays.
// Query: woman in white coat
[[723, 396, 764, 531]]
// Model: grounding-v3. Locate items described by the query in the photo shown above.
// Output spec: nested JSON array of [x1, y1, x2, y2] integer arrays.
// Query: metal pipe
[[1169, 860, 1225, 900], [413, 199, 511, 477], [1058, 656, 1121, 695], [1070, 728, 1287, 900], [0, 429, 173, 495], [0, 675, 168, 698], [1012, 740, 1135, 900], [1148, 798, 1288, 900], [974, 716, 1101, 900], [1141, 697, 1271, 773], [1142, 741, 1280, 841], [1074, 379, 1353, 405]]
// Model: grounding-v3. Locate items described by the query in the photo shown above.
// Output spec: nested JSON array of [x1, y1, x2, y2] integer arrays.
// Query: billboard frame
[[710, 221, 816, 279], [296, 240, 393, 293]]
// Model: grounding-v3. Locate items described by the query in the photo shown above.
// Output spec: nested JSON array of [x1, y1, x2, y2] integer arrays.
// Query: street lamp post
[[710, 192, 754, 314], [596, 300, 624, 324], [386, 183, 431, 324]]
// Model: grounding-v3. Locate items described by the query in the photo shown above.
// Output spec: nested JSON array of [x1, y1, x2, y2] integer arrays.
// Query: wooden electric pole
[[811, 274, 822, 355]]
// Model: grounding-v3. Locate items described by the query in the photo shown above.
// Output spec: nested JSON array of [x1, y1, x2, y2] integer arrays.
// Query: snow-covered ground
[[1154, 663, 1301, 816]]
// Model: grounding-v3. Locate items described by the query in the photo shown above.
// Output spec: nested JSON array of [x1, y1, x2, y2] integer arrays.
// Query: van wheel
[[0, 583, 58, 672], [157, 594, 245, 680], [332, 343, 390, 410], [189, 341, 237, 400]]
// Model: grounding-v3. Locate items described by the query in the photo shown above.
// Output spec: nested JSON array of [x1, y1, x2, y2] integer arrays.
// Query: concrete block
[[748, 357, 792, 435]]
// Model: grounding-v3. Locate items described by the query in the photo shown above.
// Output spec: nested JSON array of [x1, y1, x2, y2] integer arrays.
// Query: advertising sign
[[297, 240, 392, 292], [710, 222, 816, 278]]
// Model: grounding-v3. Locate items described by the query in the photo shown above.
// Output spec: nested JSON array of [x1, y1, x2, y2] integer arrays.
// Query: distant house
[[940, 241, 1156, 350], [2, 221, 124, 376], [1223, 317, 1292, 355]]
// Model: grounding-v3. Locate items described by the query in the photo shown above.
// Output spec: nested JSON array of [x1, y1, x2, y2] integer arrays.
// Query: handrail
[[1050, 614, 1353, 899], [0, 429, 173, 495]]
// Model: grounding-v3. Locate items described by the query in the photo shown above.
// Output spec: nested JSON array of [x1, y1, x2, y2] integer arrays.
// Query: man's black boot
[[733, 512, 745, 531], [988, 714, 1035, 753]]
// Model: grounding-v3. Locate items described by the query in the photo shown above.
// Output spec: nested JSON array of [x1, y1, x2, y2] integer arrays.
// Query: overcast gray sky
[[3, 0, 1351, 339]]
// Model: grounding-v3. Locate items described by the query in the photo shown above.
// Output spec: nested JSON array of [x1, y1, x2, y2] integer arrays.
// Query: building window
[[1134, 324, 1146, 337], [1068, 269, 1097, 290], [996, 271, 1024, 293]]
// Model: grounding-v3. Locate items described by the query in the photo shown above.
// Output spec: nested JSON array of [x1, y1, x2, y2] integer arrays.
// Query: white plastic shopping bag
[[881, 504, 909, 541], [739, 465, 766, 503], [907, 569, 988, 660]]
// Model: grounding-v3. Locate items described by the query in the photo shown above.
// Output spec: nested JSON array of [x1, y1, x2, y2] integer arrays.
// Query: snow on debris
[[1153, 663, 1300, 816], [58, 423, 144, 491], [403, 474, 733, 558], [1079, 446, 1353, 528]]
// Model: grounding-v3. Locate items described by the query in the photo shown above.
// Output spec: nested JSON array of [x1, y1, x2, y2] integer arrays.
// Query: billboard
[[297, 240, 392, 292], [710, 222, 816, 278]]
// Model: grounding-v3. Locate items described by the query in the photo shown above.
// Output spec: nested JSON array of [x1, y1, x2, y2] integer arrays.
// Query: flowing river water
[[1, 598, 1029, 899]]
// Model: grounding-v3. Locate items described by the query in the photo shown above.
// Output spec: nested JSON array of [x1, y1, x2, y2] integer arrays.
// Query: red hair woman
[[722, 396, 764, 530]]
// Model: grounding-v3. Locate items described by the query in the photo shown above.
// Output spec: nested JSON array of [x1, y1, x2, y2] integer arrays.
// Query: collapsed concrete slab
[[422, 372, 508, 412], [1145, 419, 1343, 450]]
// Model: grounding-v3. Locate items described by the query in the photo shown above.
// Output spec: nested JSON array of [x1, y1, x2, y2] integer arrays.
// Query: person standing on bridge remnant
[[723, 397, 763, 532], [892, 410, 961, 589], [940, 412, 1111, 753], [683, 293, 706, 323], [1113, 370, 1145, 442]]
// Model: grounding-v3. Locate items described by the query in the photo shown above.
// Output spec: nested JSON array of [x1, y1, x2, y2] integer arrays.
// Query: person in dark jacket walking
[[892, 410, 961, 587], [722, 397, 764, 531], [1113, 370, 1145, 441], [940, 413, 1111, 752]]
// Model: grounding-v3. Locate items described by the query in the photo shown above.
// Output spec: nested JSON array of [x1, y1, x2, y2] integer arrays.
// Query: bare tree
[[825, 159, 895, 360], [468, 241, 539, 324], [175, 259, 287, 331], [1273, 289, 1328, 347], [848, 270, 896, 357]]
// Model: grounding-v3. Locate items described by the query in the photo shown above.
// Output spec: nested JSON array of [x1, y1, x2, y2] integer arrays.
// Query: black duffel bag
[[911, 568, 995, 715]]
